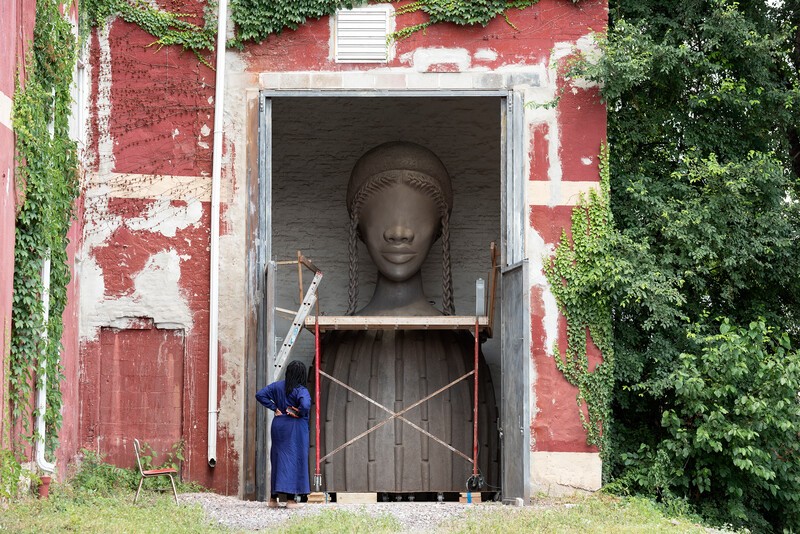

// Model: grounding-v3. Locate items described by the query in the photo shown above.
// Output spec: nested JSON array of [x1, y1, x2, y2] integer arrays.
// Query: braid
[[346, 175, 394, 315], [346, 215, 360, 315], [440, 213, 454, 315]]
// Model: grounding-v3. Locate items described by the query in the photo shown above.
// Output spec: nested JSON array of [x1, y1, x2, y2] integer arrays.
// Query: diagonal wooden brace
[[318, 369, 475, 463]]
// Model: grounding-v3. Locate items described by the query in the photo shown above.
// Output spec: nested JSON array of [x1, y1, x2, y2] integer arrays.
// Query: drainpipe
[[36, 253, 55, 474], [208, 0, 229, 468]]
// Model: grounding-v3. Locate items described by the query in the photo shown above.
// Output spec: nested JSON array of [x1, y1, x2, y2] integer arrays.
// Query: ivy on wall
[[11, 0, 79, 458], [229, 0, 361, 47], [228, 0, 586, 46], [83, 0, 216, 63], [83, 0, 587, 54], [392, 0, 543, 39], [544, 146, 614, 454]]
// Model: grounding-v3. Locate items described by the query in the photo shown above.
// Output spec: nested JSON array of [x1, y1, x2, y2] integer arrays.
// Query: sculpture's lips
[[382, 252, 416, 264]]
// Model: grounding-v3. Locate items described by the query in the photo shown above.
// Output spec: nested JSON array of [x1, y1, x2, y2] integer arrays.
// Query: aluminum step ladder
[[273, 260, 322, 371]]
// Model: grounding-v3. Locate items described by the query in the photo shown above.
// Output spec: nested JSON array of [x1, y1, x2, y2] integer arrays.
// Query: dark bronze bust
[[314, 142, 498, 493]]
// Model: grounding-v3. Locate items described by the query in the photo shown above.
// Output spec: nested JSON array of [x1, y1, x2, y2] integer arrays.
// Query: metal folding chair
[[133, 438, 179, 504]]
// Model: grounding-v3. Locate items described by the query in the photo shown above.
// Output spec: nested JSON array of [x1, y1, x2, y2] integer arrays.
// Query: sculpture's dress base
[[311, 330, 498, 493]]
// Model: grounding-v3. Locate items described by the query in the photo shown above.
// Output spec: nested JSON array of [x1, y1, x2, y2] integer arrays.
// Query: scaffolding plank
[[304, 315, 489, 331]]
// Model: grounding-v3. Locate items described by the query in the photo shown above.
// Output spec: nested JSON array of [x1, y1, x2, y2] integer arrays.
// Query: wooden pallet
[[307, 492, 327, 504], [336, 492, 378, 504], [459, 492, 482, 503]]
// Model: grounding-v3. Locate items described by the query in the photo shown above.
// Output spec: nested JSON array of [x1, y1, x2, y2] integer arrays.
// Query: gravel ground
[[180, 493, 507, 532]]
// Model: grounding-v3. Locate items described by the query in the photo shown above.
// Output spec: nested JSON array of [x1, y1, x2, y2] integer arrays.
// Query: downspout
[[208, 0, 229, 468], [36, 253, 55, 473]]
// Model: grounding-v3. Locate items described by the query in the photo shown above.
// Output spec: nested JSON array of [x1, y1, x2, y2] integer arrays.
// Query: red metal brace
[[473, 317, 479, 477], [314, 313, 322, 491]]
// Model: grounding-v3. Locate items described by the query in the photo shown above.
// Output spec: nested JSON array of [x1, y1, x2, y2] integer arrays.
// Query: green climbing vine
[[82, 0, 587, 59], [392, 0, 542, 39], [229, 0, 583, 47], [544, 145, 614, 454], [10, 0, 79, 459], [229, 0, 361, 47], [82, 0, 216, 62]]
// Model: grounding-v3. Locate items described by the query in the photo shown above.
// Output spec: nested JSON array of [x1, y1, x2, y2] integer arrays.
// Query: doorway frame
[[243, 89, 530, 502]]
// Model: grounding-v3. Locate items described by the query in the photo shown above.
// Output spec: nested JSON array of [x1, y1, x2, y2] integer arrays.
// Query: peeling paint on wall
[[126, 198, 203, 237], [82, 249, 193, 340]]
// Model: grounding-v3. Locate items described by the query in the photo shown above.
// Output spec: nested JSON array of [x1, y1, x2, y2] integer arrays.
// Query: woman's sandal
[[267, 498, 279, 508]]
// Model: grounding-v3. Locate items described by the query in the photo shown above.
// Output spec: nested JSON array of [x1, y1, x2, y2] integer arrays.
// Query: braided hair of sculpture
[[345, 143, 454, 316]]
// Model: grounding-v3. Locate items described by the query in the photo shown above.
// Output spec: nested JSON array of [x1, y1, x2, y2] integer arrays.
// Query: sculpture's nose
[[384, 225, 414, 244]]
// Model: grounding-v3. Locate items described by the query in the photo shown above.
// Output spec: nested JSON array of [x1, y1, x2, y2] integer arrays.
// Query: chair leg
[[169, 474, 178, 504], [134, 476, 145, 503]]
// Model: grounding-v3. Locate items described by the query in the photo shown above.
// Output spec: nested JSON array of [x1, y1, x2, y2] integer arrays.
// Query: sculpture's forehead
[[349, 171, 451, 219], [347, 141, 452, 213], [359, 181, 439, 213]]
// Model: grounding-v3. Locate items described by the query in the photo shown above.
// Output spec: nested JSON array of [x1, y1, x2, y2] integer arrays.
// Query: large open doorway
[[246, 92, 529, 502]]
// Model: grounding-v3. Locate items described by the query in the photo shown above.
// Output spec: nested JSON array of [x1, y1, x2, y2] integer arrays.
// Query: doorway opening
[[249, 92, 529, 502]]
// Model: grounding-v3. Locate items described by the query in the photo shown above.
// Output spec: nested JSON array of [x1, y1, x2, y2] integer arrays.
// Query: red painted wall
[[80, 9, 227, 486], [57, 212, 82, 474], [0, 0, 37, 451], [80, 0, 607, 495], [244, 1, 606, 72]]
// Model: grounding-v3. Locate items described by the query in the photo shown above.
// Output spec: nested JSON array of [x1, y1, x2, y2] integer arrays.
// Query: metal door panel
[[500, 261, 530, 503]]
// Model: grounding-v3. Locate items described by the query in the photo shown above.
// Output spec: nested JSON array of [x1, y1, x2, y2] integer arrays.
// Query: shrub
[[616, 318, 800, 532], [0, 449, 23, 499], [70, 449, 137, 495]]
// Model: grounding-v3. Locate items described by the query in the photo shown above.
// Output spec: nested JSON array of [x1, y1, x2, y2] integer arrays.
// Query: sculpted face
[[358, 181, 441, 282]]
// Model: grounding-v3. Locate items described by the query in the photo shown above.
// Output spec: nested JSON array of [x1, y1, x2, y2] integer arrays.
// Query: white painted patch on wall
[[552, 33, 602, 90], [531, 451, 602, 494], [200, 124, 211, 137], [525, 224, 560, 358], [79, 256, 107, 339], [542, 287, 560, 357], [96, 23, 115, 179], [81, 249, 193, 341], [87, 173, 211, 202], [0, 90, 13, 131], [126, 198, 203, 237], [411, 47, 471, 72], [474, 48, 498, 62], [527, 180, 600, 208], [581, 157, 593, 165]]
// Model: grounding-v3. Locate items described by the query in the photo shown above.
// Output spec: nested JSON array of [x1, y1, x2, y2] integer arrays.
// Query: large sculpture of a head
[[345, 141, 454, 315]]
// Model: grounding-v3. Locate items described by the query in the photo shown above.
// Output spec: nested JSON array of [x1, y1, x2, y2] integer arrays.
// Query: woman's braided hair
[[346, 143, 454, 316]]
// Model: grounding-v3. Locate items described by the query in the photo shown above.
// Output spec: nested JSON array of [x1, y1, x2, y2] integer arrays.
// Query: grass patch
[[282, 508, 402, 533], [0, 488, 224, 533], [441, 496, 711, 533]]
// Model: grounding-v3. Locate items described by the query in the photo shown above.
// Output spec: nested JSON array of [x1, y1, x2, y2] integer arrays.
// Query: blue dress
[[255, 381, 311, 495]]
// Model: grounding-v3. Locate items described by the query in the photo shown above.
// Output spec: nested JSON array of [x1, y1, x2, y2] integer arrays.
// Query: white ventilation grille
[[334, 6, 391, 63]]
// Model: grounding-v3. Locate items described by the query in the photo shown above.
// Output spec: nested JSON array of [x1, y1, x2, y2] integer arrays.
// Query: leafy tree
[[573, 0, 800, 530]]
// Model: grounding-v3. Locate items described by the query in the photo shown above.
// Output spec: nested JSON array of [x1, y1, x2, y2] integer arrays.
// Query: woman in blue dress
[[255, 360, 311, 508]]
